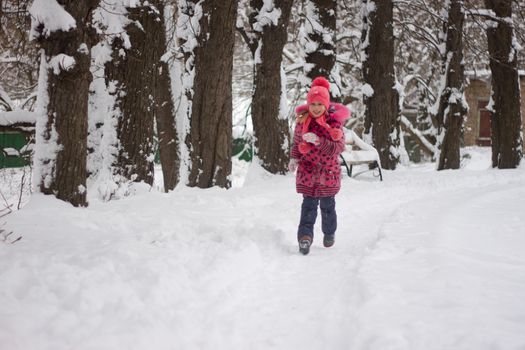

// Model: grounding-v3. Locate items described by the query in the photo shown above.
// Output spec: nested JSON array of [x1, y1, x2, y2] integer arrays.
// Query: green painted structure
[[0, 131, 31, 168], [232, 138, 253, 162], [1, 132, 251, 168]]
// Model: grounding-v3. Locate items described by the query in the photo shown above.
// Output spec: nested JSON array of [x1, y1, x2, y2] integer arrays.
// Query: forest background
[[0, 0, 524, 206]]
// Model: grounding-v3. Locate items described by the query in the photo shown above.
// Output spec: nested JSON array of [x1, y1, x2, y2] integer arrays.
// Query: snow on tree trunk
[[246, 0, 293, 174], [179, 0, 237, 188], [176, 1, 199, 186], [88, 1, 130, 200], [361, 0, 400, 170], [485, 0, 523, 169], [30, 0, 99, 207], [300, 0, 340, 100], [434, 0, 467, 170]]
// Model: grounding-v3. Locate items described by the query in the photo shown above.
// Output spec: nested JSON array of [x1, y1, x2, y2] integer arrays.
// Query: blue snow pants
[[297, 196, 337, 240]]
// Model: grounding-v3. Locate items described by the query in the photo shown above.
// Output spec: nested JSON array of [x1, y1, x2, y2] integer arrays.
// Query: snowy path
[[349, 181, 525, 349], [1, 163, 525, 350]]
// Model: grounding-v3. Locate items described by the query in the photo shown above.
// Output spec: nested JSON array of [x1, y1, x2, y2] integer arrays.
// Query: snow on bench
[[0, 110, 36, 126], [340, 129, 383, 181], [2, 147, 20, 156]]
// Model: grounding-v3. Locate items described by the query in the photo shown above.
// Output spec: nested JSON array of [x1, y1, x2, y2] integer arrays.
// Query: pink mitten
[[329, 128, 343, 141], [298, 142, 313, 154]]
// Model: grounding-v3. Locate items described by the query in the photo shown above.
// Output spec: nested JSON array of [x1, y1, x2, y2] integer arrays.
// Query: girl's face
[[308, 102, 326, 118]]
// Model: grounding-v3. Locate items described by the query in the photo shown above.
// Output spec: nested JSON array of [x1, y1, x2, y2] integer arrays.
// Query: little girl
[[288, 77, 350, 255]]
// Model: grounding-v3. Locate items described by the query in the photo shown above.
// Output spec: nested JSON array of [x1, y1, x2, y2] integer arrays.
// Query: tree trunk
[[34, 0, 99, 207], [436, 0, 467, 170], [304, 0, 338, 99], [485, 0, 523, 168], [105, 7, 160, 187], [187, 1, 237, 188], [248, 0, 293, 174], [361, 0, 400, 170], [149, 1, 180, 192]]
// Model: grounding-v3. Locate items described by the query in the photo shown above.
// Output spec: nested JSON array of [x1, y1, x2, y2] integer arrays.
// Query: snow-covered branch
[[29, 0, 77, 39], [400, 115, 438, 157], [0, 84, 15, 111], [396, 20, 442, 54]]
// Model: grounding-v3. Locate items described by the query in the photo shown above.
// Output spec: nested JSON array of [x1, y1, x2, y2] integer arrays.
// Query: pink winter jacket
[[291, 103, 350, 197]]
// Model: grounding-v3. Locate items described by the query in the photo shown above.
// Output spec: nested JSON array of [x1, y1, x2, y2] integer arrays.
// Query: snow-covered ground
[[1, 147, 525, 350]]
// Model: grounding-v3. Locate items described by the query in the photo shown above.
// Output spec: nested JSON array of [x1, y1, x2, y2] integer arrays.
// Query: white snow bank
[[1, 150, 525, 350]]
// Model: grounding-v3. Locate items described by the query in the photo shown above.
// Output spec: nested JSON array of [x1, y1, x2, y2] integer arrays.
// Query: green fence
[[1, 133, 252, 168], [0, 132, 31, 168]]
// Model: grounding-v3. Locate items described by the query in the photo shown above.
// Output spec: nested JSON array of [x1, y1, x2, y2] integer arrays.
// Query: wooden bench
[[340, 129, 383, 181]]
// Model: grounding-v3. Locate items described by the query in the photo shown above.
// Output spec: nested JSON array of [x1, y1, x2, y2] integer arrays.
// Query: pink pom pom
[[329, 128, 343, 141], [299, 142, 313, 154], [311, 77, 330, 91]]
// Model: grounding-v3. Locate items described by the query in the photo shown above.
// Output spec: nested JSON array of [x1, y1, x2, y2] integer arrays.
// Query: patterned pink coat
[[291, 103, 350, 197]]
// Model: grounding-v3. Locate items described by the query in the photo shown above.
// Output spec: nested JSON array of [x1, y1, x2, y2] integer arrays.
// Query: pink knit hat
[[306, 77, 331, 109]]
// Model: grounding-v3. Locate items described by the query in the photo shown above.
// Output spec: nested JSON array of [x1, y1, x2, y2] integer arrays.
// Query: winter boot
[[298, 235, 312, 255], [323, 234, 335, 248]]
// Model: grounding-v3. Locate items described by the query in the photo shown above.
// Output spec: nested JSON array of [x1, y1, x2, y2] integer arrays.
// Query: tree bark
[[304, 0, 337, 88], [35, 0, 99, 207], [248, 0, 294, 174], [105, 6, 161, 187], [149, 1, 180, 192], [436, 0, 467, 170], [485, 0, 523, 168], [187, 1, 237, 188], [362, 0, 400, 170]]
